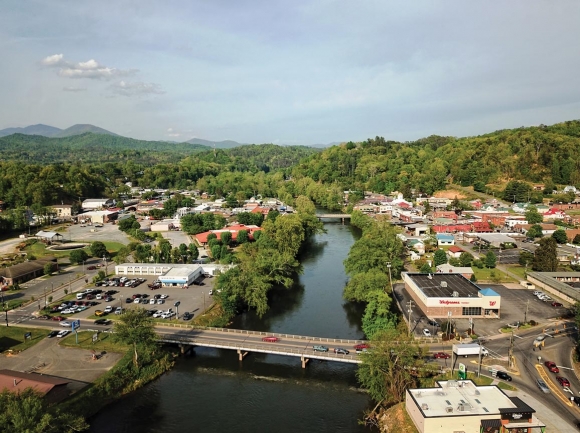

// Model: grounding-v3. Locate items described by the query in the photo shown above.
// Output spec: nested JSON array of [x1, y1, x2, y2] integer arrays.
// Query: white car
[[104, 306, 113, 313], [422, 329, 431, 337], [159, 294, 169, 299], [115, 307, 124, 315], [149, 298, 156, 304], [133, 298, 141, 304], [61, 309, 73, 315], [57, 330, 69, 338], [60, 321, 71, 327], [152, 311, 163, 318], [157, 299, 164, 305], [533, 291, 543, 296], [96, 293, 103, 300]]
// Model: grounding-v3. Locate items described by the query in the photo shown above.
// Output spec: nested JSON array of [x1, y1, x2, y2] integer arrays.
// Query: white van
[[76, 293, 85, 300]]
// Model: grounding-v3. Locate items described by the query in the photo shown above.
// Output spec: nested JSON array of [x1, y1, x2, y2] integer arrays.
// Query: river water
[[90, 221, 373, 433]]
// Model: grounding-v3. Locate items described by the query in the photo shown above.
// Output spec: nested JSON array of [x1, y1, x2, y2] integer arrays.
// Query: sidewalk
[[503, 389, 575, 432]]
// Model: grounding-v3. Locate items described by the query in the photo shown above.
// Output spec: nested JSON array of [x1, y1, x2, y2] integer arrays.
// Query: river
[[90, 221, 374, 433]]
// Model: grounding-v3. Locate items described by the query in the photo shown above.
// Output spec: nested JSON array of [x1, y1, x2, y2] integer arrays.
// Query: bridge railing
[[159, 336, 361, 361], [157, 324, 366, 344]]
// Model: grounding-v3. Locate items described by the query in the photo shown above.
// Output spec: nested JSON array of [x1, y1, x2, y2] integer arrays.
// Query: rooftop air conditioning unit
[[445, 407, 454, 413], [452, 291, 459, 297], [441, 281, 448, 288], [421, 403, 429, 410]]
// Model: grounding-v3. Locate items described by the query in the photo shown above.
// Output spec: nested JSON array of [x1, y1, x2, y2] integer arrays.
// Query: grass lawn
[[0, 326, 48, 353], [506, 265, 527, 279], [59, 330, 128, 352], [472, 267, 515, 283], [497, 381, 517, 391]]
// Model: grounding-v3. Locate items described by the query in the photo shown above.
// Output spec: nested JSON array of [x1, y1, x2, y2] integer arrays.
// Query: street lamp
[[202, 291, 206, 314], [103, 255, 108, 276], [0, 290, 8, 327], [174, 301, 181, 319]]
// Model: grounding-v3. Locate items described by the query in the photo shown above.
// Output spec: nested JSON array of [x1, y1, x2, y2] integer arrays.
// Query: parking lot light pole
[[386, 262, 393, 294], [202, 291, 206, 315]]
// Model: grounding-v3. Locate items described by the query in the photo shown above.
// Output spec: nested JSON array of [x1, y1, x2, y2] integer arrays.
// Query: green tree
[[0, 388, 87, 433], [118, 216, 138, 232], [69, 249, 89, 265], [210, 244, 222, 259], [343, 270, 389, 302], [526, 224, 543, 239], [518, 251, 534, 267], [532, 237, 558, 272], [90, 241, 108, 258], [188, 243, 199, 261], [356, 324, 424, 405], [236, 229, 249, 244], [484, 251, 497, 268], [113, 308, 158, 368], [525, 205, 543, 224], [573, 234, 580, 245], [220, 231, 232, 247], [552, 229, 568, 244], [419, 263, 433, 273], [433, 249, 447, 266], [458, 251, 474, 267], [43, 262, 54, 276], [113, 246, 130, 265], [361, 291, 397, 338]]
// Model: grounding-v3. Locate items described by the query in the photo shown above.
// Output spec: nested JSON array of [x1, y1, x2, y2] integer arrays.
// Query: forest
[[1, 120, 580, 232]]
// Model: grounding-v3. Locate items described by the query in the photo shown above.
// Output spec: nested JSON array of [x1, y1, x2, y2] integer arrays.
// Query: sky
[[1, 1, 579, 145]]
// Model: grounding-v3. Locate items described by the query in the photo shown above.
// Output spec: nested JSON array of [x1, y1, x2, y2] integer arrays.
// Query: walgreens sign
[[439, 300, 460, 305]]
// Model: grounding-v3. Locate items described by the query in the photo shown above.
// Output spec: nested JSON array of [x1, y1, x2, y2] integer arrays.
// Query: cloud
[[109, 80, 165, 97], [63, 86, 87, 92], [41, 54, 138, 80]]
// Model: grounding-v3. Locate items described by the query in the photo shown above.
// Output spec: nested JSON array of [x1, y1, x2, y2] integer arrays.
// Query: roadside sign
[[24, 332, 31, 340], [71, 320, 81, 331], [92, 333, 98, 343], [458, 363, 467, 380]]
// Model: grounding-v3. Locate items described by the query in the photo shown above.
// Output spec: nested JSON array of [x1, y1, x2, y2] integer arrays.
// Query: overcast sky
[[1, 1, 579, 145]]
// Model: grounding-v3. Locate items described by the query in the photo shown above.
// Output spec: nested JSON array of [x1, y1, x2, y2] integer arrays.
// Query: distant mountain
[[54, 124, 118, 137], [0, 124, 62, 138], [184, 138, 245, 149]]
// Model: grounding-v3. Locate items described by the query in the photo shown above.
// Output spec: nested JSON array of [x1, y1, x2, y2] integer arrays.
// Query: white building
[[158, 266, 203, 287], [82, 198, 114, 210], [406, 380, 545, 433]]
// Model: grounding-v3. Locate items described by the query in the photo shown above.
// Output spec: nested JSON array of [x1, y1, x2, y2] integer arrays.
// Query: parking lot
[[394, 283, 571, 338], [49, 273, 217, 324]]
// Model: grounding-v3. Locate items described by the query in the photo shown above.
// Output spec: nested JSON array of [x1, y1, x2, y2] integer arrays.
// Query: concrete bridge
[[316, 214, 351, 223], [156, 325, 364, 367]]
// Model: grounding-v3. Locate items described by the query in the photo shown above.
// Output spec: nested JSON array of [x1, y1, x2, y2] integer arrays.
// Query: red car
[[544, 361, 559, 373], [87, 265, 96, 270], [433, 352, 451, 359], [551, 302, 563, 307], [51, 316, 65, 321], [262, 336, 279, 343], [354, 344, 370, 350], [557, 376, 570, 387]]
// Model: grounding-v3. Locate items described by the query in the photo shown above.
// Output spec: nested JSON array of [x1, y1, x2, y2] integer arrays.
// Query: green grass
[[6, 300, 24, 309], [0, 326, 48, 353], [59, 330, 128, 352], [497, 381, 517, 391], [506, 265, 527, 279], [472, 267, 515, 283]]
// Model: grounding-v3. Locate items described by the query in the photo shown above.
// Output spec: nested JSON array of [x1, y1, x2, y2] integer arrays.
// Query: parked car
[[557, 376, 570, 387], [47, 330, 59, 338], [496, 371, 512, 381], [544, 361, 559, 373], [149, 298, 156, 304], [182, 312, 193, 320], [87, 265, 96, 270], [427, 319, 440, 327], [334, 348, 350, 355], [262, 336, 279, 342], [422, 329, 431, 337], [134, 298, 142, 304], [104, 306, 113, 313], [160, 294, 169, 299], [94, 318, 111, 325], [157, 299, 164, 305], [433, 352, 450, 359], [57, 330, 69, 338], [313, 345, 329, 352], [115, 307, 124, 315], [95, 310, 105, 317], [551, 302, 563, 307], [125, 298, 133, 304], [37, 315, 50, 320]]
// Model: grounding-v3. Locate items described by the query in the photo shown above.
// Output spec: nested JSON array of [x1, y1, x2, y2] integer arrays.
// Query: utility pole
[[524, 300, 529, 325], [406, 300, 414, 337], [386, 262, 393, 293], [508, 331, 515, 368]]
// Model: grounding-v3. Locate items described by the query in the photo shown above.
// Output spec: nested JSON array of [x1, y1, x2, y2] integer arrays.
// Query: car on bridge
[[334, 348, 349, 355], [354, 343, 370, 350], [313, 345, 328, 352], [262, 336, 278, 342]]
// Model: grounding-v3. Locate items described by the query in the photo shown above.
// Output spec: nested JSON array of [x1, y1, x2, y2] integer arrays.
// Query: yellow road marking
[[535, 365, 573, 407]]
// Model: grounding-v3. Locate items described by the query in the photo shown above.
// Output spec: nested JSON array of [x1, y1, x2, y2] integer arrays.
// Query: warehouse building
[[402, 272, 501, 318]]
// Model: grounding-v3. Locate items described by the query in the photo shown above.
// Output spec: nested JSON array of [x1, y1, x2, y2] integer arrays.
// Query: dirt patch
[[434, 189, 467, 199], [378, 402, 418, 433]]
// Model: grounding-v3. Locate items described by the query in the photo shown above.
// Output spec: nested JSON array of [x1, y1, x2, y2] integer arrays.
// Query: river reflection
[[90, 222, 373, 433]]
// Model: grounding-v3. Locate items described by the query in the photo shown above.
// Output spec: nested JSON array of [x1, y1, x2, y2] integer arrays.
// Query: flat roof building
[[158, 266, 202, 287], [403, 273, 500, 319], [406, 380, 545, 433]]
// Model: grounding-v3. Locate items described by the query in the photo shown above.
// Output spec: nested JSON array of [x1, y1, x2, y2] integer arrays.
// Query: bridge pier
[[179, 344, 193, 355], [301, 356, 310, 368], [237, 349, 249, 361]]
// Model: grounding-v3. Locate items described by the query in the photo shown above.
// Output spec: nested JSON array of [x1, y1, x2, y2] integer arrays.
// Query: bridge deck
[[157, 326, 365, 364]]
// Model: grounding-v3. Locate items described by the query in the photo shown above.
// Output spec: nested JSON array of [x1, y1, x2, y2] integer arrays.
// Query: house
[[0, 257, 57, 286], [51, 204, 72, 218], [542, 208, 566, 221], [408, 239, 425, 255], [436, 264, 474, 279], [564, 185, 578, 194], [0, 370, 70, 404], [407, 223, 429, 237], [81, 198, 114, 210], [436, 234, 455, 246], [447, 245, 464, 259], [518, 223, 558, 236], [80, 210, 118, 224]]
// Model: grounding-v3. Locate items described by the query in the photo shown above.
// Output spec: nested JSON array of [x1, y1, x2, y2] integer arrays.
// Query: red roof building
[[194, 224, 262, 245], [433, 222, 492, 233]]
